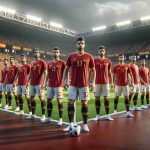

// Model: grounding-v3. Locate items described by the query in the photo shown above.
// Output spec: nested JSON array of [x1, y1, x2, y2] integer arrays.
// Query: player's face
[[3, 59, 8, 66], [118, 55, 124, 62], [10, 58, 14, 64], [53, 50, 60, 59], [76, 40, 85, 51], [34, 51, 40, 59], [140, 60, 146, 66], [131, 56, 136, 62], [21, 56, 26, 64], [98, 48, 105, 57]]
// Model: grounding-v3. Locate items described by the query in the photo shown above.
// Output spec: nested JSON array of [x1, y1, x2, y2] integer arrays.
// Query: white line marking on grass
[[0, 108, 69, 125], [76, 111, 127, 125]]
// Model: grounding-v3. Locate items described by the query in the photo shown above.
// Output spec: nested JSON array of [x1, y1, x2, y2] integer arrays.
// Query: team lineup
[[0, 37, 150, 133]]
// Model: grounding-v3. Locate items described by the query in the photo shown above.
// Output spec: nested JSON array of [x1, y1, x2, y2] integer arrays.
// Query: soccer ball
[[69, 124, 81, 136]]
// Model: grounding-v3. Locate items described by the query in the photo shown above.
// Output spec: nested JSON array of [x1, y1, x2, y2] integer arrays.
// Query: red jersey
[[30, 59, 47, 86], [129, 63, 140, 84], [66, 52, 95, 87], [139, 66, 150, 85], [113, 64, 130, 86], [94, 58, 112, 84], [17, 64, 30, 86], [0, 66, 8, 83], [47, 60, 65, 87], [5, 65, 18, 84]]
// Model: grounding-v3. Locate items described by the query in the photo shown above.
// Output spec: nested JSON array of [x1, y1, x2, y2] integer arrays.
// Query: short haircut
[[21, 54, 26, 57], [10, 56, 14, 59], [118, 53, 124, 57], [130, 54, 136, 57], [3, 58, 8, 61], [34, 48, 40, 52], [53, 47, 60, 51], [76, 37, 85, 43], [98, 45, 105, 50]]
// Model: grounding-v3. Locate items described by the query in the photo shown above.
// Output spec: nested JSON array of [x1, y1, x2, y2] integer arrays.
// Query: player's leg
[[103, 84, 113, 120], [146, 85, 150, 107], [129, 86, 134, 111], [80, 87, 90, 132], [133, 85, 142, 110], [94, 84, 101, 120], [6, 84, 13, 110], [55, 87, 63, 125], [24, 87, 32, 115], [123, 86, 134, 117], [140, 85, 147, 109], [63, 86, 76, 132], [47, 87, 54, 122], [12, 84, 19, 111], [0, 84, 3, 107], [114, 86, 121, 113], [15, 86, 24, 115], [37, 85, 46, 123], [27, 85, 36, 118]]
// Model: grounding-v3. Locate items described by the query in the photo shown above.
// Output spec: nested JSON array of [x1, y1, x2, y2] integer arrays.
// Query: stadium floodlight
[[0, 5, 16, 14], [116, 20, 131, 27], [26, 14, 42, 22], [140, 16, 150, 21], [92, 25, 107, 31], [50, 22, 63, 28]]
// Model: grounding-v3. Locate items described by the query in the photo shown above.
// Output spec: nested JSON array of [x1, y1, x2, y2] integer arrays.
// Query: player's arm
[[108, 67, 114, 88], [13, 70, 19, 86], [89, 67, 96, 90], [3, 74, 7, 84], [44, 71, 49, 88], [42, 69, 47, 89], [26, 71, 31, 88], [63, 66, 70, 86]]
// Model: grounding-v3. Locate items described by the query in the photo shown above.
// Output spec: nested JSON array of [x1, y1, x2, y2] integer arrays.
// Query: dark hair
[[21, 54, 26, 57], [34, 48, 40, 52], [98, 46, 105, 50], [53, 47, 60, 51], [3, 58, 8, 61], [10, 56, 14, 59], [76, 37, 85, 42], [130, 54, 136, 57], [118, 53, 124, 57]]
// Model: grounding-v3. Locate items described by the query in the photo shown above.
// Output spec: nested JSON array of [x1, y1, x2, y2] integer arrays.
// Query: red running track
[[0, 109, 150, 150]]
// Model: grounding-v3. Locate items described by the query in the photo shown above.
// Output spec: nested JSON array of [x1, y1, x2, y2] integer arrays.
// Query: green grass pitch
[[1, 89, 145, 122]]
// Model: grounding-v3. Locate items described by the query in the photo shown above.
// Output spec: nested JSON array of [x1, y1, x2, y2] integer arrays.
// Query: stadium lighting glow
[[140, 16, 150, 21], [26, 14, 42, 22], [0, 5, 16, 14], [116, 20, 131, 27], [92, 25, 107, 31], [50, 22, 63, 28]]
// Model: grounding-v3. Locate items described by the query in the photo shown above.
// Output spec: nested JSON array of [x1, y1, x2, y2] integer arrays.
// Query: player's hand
[[63, 80, 69, 88], [111, 83, 114, 89], [90, 82, 95, 91], [13, 83, 16, 88]]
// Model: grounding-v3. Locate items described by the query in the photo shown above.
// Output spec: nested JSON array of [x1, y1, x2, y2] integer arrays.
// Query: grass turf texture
[[0, 89, 145, 122]]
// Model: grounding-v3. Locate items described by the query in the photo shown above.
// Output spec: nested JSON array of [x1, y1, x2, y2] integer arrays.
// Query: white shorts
[[94, 84, 109, 97], [30, 85, 44, 97], [6, 84, 16, 93], [0, 83, 6, 92], [47, 87, 63, 99], [115, 85, 129, 96], [17, 86, 29, 95], [130, 84, 140, 93], [140, 84, 150, 93], [68, 86, 89, 101]]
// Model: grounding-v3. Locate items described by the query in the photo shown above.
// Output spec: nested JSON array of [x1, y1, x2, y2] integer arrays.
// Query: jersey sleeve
[[42, 60, 47, 70]]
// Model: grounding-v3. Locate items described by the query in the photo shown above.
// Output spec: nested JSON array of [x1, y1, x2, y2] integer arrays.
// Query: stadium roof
[[1, 0, 150, 32]]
